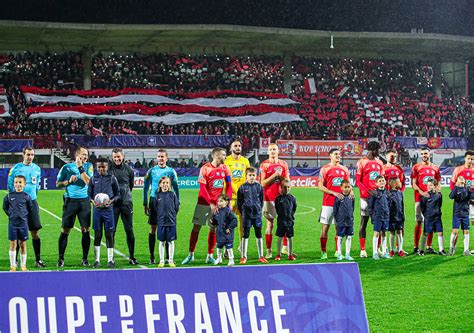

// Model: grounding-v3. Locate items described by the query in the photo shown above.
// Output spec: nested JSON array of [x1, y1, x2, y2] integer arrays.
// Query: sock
[[16, 243, 19, 264], [94, 246, 100, 262], [265, 234, 273, 250], [169, 241, 175, 262], [420, 234, 427, 251], [464, 233, 470, 252], [283, 236, 288, 247], [148, 233, 156, 259], [32, 238, 41, 261], [276, 237, 283, 256], [207, 230, 216, 255], [189, 230, 199, 253], [397, 233, 404, 252], [346, 236, 352, 257], [382, 236, 387, 255], [227, 249, 234, 260], [159, 241, 165, 263], [9, 250, 16, 267], [450, 233, 456, 249], [287, 237, 293, 257], [414, 225, 422, 248], [454, 234, 458, 246], [107, 248, 113, 262], [336, 237, 343, 255], [216, 248, 222, 260], [20, 253, 27, 267], [81, 232, 91, 260], [165, 242, 169, 262], [58, 232, 69, 260], [241, 238, 248, 258], [377, 236, 382, 251], [372, 236, 378, 256], [256, 238, 263, 258], [335, 236, 339, 252], [359, 237, 366, 251], [320, 237, 328, 252], [389, 234, 395, 252], [427, 232, 433, 248], [438, 235, 444, 252], [126, 232, 135, 258]]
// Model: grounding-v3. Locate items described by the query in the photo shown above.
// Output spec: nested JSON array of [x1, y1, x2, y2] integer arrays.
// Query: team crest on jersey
[[422, 176, 432, 184], [332, 177, 343, 186], [467, 180, 472, 187], [213, 179, 224, 188], [31, 176, 37, 184], [369, 171, 380, 180], [232, 170, 243, 179]]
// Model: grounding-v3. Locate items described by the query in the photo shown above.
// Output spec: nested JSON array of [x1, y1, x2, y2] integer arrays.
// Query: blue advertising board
[[0, 263, 368, 332]]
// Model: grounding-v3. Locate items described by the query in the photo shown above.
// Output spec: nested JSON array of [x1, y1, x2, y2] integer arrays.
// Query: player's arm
[[292, 196, 297, 215], [110, 176, 120, 204], [318, 177, 343, 199], [174, 192, 180, 213], [77, 160, 91, 185], [283, 163, 290, 182], [7, 165, 18, 193], [355, 161, 369, 194], [237, 187, 244, 214], [228, 211, 238, 230], [129, 167, 134, 192], [333, 198, 339, 217], [26, 195, 33, 215], [143, 169, 152, 207], [87, 176, 95, 203], [260, 164, 279, 187], [171, 170, 180, 201], [259, 185, 264, 207], [224, 166, 233, 202], [36, 167, 41, 194], [3, 195, 9, 214], [368, 194, 375, 217], [56, 166, 70, 188], [396, 165, 406, 192]]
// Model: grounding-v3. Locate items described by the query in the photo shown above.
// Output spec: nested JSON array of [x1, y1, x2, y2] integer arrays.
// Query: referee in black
[[108, 148, 138, 265]]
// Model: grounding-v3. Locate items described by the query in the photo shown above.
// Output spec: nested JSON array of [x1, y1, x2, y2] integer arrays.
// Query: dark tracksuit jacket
[[368, 189, 389, 221], [275, 193, 297, 227], [333, 195, 355, 227], [237, 182, 264, 226], [154, 191, 180, 227], [3, 192, 33, 227], [420, 191, 442, 222], [88, 174, 120, 210], [212, 206, 238, 245], [388, 190, 405, 223], [449, 186, 474, 217], [108, 162, 134, 205]]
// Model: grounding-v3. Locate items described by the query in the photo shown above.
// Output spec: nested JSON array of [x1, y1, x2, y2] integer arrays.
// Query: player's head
[[375, 175, 386, 189], [157, 149, 168, 167], [427, 178, 438, 191], [281, 179, 291, 194], [112, 148, 124, 166], [211, 147, 226, 165], [246, 167, 257, 183], [14, 175, 26, 192], [367, 141, 380, 156], [386, 149, 397, 164], [217, 194, 230, 208], [388, 177, 401, 190], [159, 176, 171, 192], [420, 148, 431, 162], [455, 176, 466, 187], [230, 139, 242, 156], [268, 143, 279, 158], [75, 146, 89, 162], [22, 146, 35, 165], [329, 148, 341, 164], [96, 157, 109, 176], [464, 151, 474, 167], [340, 179, 351, 195]]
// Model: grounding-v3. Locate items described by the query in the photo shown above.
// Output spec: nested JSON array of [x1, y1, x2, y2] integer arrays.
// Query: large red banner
[[277, 140, 367, 158]]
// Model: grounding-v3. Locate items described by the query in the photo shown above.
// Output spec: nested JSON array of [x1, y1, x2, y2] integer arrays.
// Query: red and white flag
[[304, 78, 317, 94], [0, 87, 10, 117], [92, 127, 103, 136]]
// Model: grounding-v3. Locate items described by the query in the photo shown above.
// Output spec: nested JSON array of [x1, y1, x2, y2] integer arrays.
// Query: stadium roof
[[0, 21, 472, 61]]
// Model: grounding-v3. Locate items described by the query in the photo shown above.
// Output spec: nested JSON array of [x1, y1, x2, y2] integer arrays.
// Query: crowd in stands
[[0, 52, 472, 147]]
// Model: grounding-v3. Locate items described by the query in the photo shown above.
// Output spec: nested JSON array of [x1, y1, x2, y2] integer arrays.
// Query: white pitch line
[[38, 204, 148, 269], [295, 204, 317, 215]]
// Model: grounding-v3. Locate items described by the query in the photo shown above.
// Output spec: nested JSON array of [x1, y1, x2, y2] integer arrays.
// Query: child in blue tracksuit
[[420, 179, 446, 256], [211, 194, 238, 266], [388, 178, 405, 257], [237, 167, 266, 264], [448, 176, 474, 256], [368, 175, 390, 260], [88, 158, 120, 268], [333, 179, 355, 261], [154, 176, 180, 267], [275, 179, 297, 261], [3, 175, 33, 271]]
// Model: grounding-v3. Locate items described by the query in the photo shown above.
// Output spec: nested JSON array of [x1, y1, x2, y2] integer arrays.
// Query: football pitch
[[1, 188, 473, 331]]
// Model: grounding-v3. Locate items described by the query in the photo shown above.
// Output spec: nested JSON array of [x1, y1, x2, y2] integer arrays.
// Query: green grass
[[1, 188, 473, 332]]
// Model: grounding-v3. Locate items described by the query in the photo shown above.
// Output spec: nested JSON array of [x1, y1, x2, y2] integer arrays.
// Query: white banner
[[0, 89, 10, 117]]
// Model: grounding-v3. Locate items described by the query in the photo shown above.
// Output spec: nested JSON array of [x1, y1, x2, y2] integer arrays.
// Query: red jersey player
[[182, 147, 233, 265], [260, 143, 290, 258], [382, 149, 406, 192], [450, 151, 474, 225], [318, 148, 351, 259], [411, 148, 441, 254], [356, 141, 384, 258]]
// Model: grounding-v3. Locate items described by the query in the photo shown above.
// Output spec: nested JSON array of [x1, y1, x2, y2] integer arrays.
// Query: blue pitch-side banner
[[0, 139, 33, 152], [0, 263, 368, 332]]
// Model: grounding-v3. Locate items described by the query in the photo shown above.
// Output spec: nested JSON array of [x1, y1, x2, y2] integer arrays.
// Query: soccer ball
[[94, 193, 110, 207]]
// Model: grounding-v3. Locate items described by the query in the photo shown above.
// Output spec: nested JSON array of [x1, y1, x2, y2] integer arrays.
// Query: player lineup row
[[4, 142, 474, 271]]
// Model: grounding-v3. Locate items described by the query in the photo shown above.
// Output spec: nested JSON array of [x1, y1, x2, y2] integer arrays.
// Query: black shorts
[[62, 198, 91, 229], [28, 200, 42, 231], [157, 226, 177, 242], [113, 201, 134, 231], [148, 197, 158, 225], [276, 224, 294, 238]]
